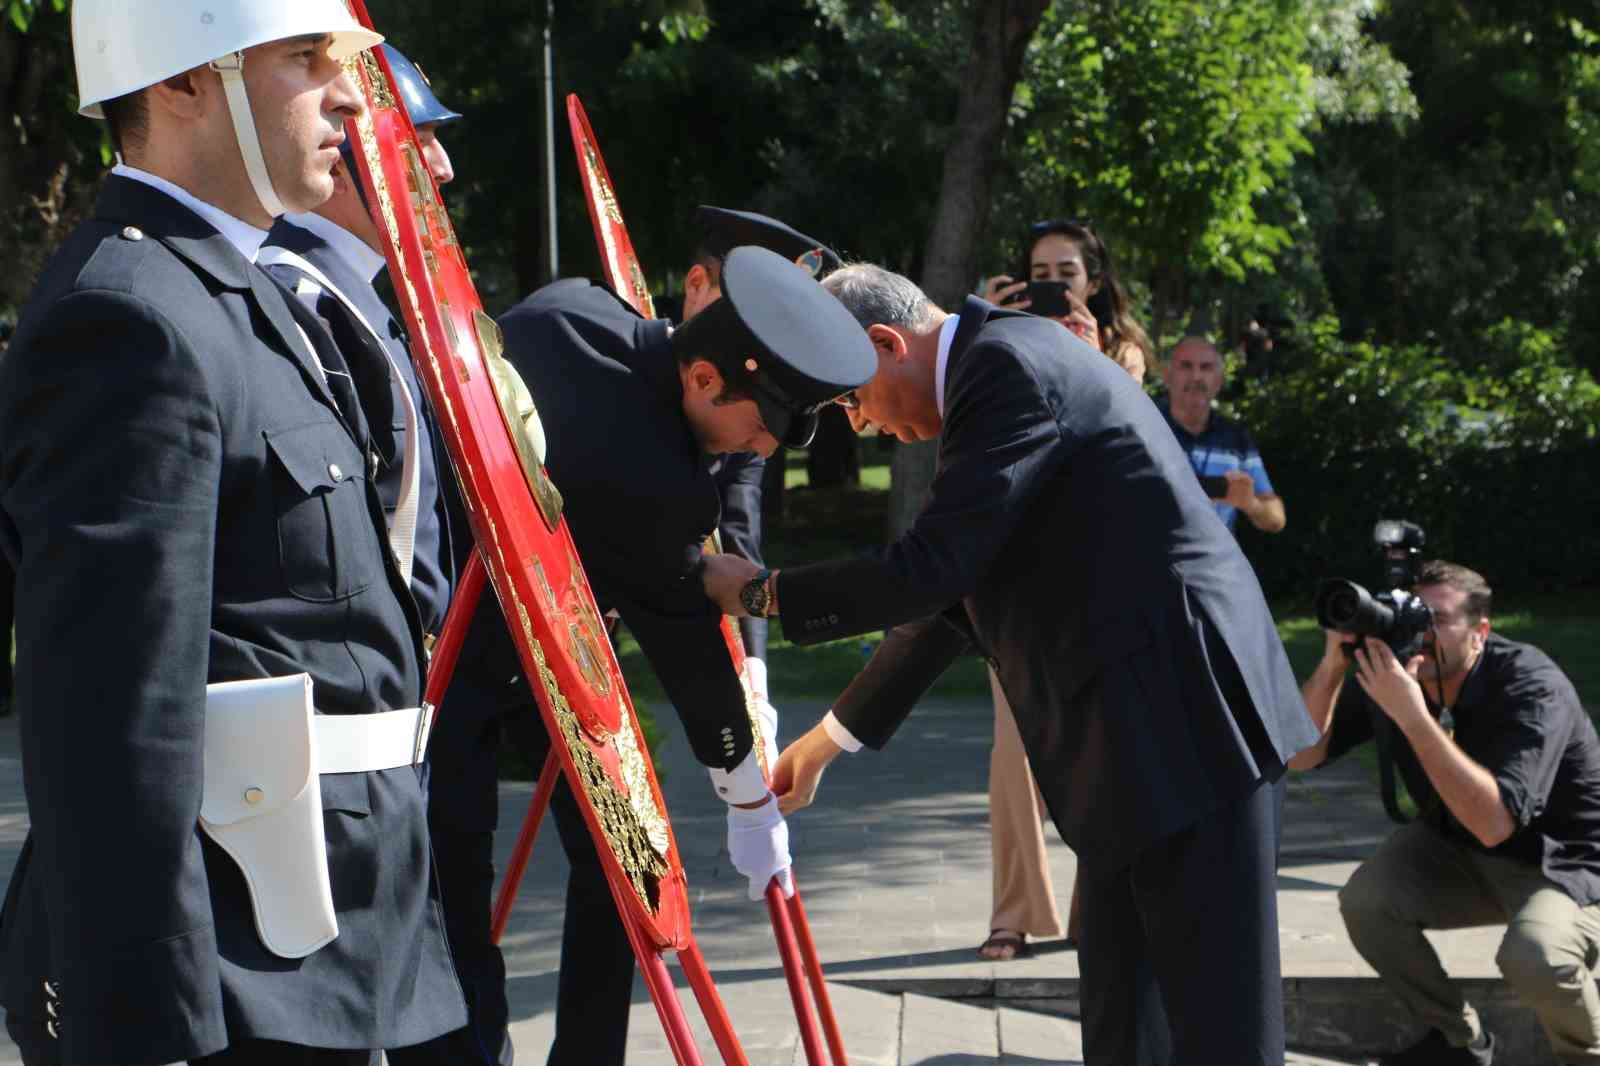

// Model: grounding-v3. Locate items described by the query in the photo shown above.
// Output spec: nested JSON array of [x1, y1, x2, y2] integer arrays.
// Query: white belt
[[315, 705, 432, 775]]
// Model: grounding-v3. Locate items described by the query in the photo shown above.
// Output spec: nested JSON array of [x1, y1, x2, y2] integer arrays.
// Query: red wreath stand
[[341, 7, 844, 1063]]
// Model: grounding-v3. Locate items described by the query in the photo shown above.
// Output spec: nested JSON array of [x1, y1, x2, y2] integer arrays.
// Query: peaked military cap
[[694, 206, 843, 279], [672, 245, 874, 448]]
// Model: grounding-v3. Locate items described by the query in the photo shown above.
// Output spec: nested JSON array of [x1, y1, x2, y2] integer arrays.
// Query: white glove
[[727, 793, 794, 901], [755, 695, 779, 777]]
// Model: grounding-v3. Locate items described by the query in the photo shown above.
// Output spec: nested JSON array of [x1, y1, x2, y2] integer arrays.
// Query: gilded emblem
[[565, 548, 613, 702], [518, 604, 670, 910], [582, 143, 624, 224], [532, 557, 558, 613]]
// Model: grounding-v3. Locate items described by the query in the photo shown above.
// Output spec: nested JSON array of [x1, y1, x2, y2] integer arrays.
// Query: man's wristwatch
[[740, 568, 773, 618]]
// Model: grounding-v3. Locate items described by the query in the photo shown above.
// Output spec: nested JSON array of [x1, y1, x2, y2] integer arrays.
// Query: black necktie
[[314, 291, 396, 463]]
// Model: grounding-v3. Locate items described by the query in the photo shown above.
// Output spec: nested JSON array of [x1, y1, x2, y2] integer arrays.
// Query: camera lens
[[1315, 579, 1396, 637]]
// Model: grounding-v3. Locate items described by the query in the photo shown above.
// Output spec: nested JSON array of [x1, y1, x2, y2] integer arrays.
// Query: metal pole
[[541, 0, 559, 281]]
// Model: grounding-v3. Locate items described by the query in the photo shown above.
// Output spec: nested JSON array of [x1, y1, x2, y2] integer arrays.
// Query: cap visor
[[783, 412, 819, 449], [755, 394, 817, 449]]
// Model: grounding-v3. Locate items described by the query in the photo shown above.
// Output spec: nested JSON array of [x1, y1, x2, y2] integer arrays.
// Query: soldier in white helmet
[[0, 3, 466, 1064]]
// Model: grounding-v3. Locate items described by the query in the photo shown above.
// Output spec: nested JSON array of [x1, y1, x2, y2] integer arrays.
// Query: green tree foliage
[[993, 0, 1321, 344], [1228, 319, 1600, 599], [1299, 0, 1600, 377]]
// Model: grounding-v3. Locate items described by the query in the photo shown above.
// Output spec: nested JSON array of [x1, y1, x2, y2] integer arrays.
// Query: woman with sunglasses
[[983, 218, 1153, 383]]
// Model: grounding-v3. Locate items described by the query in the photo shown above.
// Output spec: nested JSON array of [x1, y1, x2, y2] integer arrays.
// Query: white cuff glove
[[726, 793, 794, 901], [756, 696, 779, 777], [708, 746, 768, 805]]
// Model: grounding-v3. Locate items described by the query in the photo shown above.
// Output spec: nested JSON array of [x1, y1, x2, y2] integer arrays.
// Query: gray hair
[[822, 263, 942, 333]]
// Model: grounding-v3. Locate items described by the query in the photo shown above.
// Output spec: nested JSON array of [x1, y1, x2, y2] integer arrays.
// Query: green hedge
[[1224, 319, 1600, 603]]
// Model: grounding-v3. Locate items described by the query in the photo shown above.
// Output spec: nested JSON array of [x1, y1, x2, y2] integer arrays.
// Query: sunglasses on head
[[1028, 217, 1095, 237]]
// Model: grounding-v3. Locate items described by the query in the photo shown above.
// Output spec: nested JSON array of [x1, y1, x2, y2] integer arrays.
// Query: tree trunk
[[806, 406, 860, 489], [1149, 258, 1192, 351], [889, 0, 1052, 539]]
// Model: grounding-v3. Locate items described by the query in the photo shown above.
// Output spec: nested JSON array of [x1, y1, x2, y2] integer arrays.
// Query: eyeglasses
[[1029, 217, 1095, 237], [832, 390, 861, 410], [795, 248, 827, 277]]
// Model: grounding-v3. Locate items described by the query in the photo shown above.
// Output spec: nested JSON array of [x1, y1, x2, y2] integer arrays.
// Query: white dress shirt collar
[[111, 164, 268, 263], [935, 313, 961, 419], [284, 211, 389, 283]]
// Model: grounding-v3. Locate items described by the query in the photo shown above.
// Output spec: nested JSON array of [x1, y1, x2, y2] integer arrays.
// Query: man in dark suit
[[703, 263, 1320, 1065], [402, 241, 870, 1066], [0, 6, 464, 1064]]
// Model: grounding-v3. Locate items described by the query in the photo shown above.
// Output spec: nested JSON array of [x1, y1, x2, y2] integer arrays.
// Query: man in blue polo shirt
[[1161, 336, 1287, 534]]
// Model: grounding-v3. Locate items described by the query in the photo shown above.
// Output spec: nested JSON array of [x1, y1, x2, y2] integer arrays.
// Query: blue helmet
[[381, 44, 461, 128], [339, 45, 460, 203]]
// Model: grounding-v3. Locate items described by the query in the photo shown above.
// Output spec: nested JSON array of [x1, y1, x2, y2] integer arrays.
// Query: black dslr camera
[[1314, 520, 1431, 657]]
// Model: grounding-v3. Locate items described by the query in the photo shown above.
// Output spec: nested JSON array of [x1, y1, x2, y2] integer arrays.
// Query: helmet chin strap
[[208, 52, 288, 219]]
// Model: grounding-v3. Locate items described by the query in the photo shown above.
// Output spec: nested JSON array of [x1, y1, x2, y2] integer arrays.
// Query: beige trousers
[[987, 668, 1065, 937], [1341, 820, 1600, 1063]]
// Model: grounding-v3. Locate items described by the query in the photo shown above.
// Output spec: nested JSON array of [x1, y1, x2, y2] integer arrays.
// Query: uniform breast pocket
[[265, 421, 383, 602]]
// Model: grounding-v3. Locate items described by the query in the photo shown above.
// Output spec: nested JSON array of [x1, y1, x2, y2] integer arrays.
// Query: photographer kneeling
[[1291, 561, 1600, 1065]]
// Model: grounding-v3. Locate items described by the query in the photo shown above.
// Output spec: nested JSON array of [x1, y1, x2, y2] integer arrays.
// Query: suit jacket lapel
[[942, 296, 1000, 407]]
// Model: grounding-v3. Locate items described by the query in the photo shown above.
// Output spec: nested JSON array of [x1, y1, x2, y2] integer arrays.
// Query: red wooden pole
[[766, 881, 827, 1066], [488, 748, 559, 945], [677, 938, 752, 1066], [423, 551, 487, 717], [620, 914, 705, 1066], [787, 888, 847, 1064]]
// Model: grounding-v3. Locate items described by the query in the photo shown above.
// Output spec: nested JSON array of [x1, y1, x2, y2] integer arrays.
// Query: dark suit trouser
[[389, 710, 635, 1066], [1077, 774, 1286, 1066]]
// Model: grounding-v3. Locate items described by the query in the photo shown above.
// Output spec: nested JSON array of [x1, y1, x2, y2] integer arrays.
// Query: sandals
[[977, 929, 1032, 961]]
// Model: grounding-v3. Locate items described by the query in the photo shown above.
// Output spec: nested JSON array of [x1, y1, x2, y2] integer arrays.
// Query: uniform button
[[368, 451, 380, 478], [328, 462, 344, 482], [244, 787, 264, 805], [120, 225, 144, 241]]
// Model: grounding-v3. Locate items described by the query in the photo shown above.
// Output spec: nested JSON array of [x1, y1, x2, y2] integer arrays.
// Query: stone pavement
[[0, 699, 1546, 1064]]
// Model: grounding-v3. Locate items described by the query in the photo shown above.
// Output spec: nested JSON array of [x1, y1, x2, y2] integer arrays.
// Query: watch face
[[740, 578, 768, 616]]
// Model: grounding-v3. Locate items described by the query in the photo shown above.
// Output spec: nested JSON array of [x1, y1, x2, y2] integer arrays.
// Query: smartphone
[[1198, 474, 1230, 499], [1000, 280, 1074, 319]]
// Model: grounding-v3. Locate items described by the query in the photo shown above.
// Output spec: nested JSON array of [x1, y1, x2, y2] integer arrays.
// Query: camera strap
[[1372, 710, 1412, 825]]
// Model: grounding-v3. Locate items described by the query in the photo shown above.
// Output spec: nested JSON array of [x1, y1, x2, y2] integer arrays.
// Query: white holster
[[199, 674, 432, 959]]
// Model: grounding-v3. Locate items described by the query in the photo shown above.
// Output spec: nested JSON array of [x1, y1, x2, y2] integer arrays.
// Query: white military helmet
[[72, 0, 383, 218]]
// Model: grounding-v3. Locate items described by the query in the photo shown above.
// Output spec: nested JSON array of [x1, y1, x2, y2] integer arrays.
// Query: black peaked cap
[[694, 205, 843, 278], [672, 245, 875, 448]]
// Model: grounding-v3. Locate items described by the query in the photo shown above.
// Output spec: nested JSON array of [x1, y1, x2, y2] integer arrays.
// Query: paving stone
[[997, 1006, 1084, 1063], [899, 992, 997, 1063], [0, 698, 1558, 1065]]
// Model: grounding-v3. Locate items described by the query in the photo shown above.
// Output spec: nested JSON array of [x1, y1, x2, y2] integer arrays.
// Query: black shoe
[[1379, 1028, 1494, 1065]]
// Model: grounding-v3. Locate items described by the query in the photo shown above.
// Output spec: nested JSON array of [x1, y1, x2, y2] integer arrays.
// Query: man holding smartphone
[[1161, 336, 1286, 534]]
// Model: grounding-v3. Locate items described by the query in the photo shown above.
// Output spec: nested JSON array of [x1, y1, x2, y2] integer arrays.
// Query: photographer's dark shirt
[[1324, 633, 1600, 904]]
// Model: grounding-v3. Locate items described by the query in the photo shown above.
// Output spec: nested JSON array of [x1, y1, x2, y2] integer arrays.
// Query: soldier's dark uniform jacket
[[263, 216, 456, 636], [0, 175, 465, 1065], [493, 278, 752, 771], [711, 450, 768, 662]]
